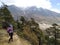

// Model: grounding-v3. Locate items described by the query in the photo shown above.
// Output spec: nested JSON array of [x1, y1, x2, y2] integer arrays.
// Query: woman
[[7, 25, 13, 43]]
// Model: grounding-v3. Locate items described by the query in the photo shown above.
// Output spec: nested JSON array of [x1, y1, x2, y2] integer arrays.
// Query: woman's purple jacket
[[7, 27, 13, 33]]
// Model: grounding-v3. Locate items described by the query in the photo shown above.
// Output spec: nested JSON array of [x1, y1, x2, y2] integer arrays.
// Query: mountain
[[7, 5, 60, 24]]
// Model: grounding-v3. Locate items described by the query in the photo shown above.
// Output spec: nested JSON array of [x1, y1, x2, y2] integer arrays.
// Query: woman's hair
[[8, 25, 11, 27]]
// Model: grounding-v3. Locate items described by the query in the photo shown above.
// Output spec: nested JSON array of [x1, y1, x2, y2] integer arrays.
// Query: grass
[[16, 25, 39, 45], [0, 29, 32, 45]]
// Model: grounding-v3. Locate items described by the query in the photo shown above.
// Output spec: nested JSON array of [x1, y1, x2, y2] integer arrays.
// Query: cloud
[[0, 2, 2, 6], [14, 0, 52, 9], [14, 0, 60, 13], [0, 0, 15, 5], [0, 0, 60, 13], [57, 3, 60, 6], [50, 8, 60, 13]]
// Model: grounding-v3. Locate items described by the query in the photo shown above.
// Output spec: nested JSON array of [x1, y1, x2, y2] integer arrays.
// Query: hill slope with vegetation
[[0, 4, 60, 45], [0, 4, 44, 45]]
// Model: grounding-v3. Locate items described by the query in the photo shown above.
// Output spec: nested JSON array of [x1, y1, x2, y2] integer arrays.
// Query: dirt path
[[0, 29, 31, 45]]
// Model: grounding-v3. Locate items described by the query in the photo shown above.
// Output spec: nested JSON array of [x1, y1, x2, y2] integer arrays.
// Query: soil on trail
[[0, 29, 31, 45]]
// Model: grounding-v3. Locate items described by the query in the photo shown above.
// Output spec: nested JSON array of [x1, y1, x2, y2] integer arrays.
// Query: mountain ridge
[[7, 5, 60, 24]]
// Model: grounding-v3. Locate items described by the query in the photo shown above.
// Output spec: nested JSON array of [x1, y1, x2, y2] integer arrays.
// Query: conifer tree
[[1, 3, 14, 23]]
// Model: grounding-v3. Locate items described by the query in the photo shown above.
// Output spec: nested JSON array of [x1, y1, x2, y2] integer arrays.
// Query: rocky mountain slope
[[8, 5, 60, 24]]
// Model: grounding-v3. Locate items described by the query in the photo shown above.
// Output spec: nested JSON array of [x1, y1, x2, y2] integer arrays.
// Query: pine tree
[[52, 23, 58, 45], [1, 3, 14, 23], [20, 16, 26, 24], [0, 3, 14, 28]]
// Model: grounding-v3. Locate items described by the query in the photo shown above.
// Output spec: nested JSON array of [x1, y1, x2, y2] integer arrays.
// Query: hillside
[[0, 29, 31, 45], [0, 4, 60, 45], [0, 5, 43, 45], [8, 5, 60, 24]]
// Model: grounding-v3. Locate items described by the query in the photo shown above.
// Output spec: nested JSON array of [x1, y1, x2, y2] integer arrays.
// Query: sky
[[0, 0, 60, 13]]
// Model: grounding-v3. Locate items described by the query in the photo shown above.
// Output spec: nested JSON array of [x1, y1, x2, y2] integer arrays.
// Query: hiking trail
[[0, 29, 31, 45]]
